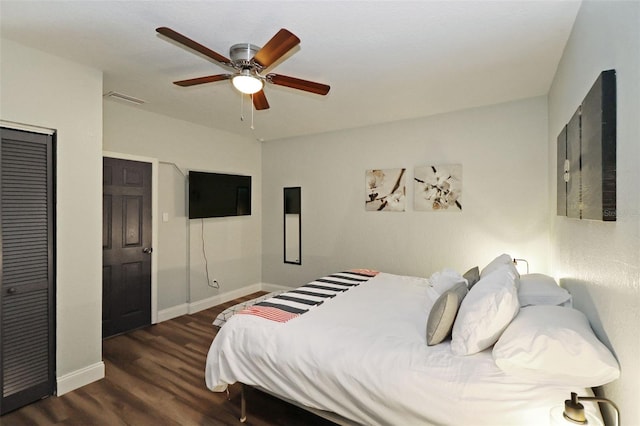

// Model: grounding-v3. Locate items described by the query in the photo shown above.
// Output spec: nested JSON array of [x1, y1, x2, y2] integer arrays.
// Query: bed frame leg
[[240, 384, 247, 423]]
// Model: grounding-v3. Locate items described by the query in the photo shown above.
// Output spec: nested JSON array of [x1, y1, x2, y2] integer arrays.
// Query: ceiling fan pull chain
[[240, 93, 245, 122], [250, 94, 255, 130]]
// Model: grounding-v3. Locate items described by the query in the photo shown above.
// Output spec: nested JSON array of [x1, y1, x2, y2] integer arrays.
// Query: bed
[[205, 257, 620, 425]]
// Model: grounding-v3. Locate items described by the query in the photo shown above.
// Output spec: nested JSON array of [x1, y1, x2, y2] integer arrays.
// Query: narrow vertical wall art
[[365, 168, 406, 211], [414, 164, 462, 211]]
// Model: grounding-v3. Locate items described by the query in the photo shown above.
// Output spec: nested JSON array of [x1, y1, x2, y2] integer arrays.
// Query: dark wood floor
[[1, 292, 336, 426]]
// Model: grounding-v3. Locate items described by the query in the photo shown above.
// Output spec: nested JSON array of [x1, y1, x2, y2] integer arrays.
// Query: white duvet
[[205, 272, 596, 425]]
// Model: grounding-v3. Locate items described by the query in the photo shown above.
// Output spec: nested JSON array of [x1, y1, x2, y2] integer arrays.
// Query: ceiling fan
[[156, 27, 330, 111]]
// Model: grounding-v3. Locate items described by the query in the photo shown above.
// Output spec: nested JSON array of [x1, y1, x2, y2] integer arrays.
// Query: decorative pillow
[[462, 266, 480, 289], [518, 273, 572, 307], [451, 265, 520, 355], [426, 282, 468, 346], [492, 305, 620, 387], [480, 253, 519, 279]]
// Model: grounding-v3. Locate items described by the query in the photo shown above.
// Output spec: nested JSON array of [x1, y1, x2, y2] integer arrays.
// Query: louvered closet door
[[0, 128, 55, 415]]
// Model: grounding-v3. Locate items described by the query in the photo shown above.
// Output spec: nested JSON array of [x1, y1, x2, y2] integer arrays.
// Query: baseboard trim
[[188, 283, 262, 314], [261, 282, 294, 293], [158, 282, 294, 320], [56, 361, 105, 396], [157, 303, 189, 322]]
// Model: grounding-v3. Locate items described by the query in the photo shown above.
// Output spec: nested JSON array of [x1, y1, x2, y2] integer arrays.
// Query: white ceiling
[[0, 1, 581, 141]]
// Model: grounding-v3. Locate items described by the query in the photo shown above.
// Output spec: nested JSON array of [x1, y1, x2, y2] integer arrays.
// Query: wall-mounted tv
[[188, 171, 251, 219]]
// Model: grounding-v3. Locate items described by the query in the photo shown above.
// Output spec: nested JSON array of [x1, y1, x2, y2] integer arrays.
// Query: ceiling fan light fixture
[[157, 27, 330, 111], [232, 70, 264, 95]]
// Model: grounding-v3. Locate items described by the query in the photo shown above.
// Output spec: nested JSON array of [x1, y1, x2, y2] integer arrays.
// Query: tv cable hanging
[[201, 219, 219, 289]]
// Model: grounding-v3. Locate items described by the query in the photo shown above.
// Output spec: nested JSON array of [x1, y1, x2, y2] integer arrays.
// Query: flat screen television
[[188, 171, 251, 219]]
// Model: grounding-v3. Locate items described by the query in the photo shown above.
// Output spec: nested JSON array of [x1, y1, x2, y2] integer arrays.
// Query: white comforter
[[205, 272, 595, 425]]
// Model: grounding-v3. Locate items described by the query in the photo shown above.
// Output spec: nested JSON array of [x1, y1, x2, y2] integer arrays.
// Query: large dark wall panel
[[581, 71, 617, 220], [0, 127, 55, 415], [556, 70, 616, 221]]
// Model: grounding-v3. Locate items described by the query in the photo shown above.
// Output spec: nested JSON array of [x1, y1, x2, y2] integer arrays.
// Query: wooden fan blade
[[156, 27, 231, 65], [252, 90, 270, 110], [253, 29, 300, 68], [268, 74, 330, 95], [173, 74, 231, 87]]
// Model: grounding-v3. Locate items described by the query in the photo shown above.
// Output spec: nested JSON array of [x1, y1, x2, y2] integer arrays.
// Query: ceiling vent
[[103, 91, 146, 105]]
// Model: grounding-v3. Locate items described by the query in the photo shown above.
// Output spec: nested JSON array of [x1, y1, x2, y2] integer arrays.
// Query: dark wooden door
[[0, 127, 55, 415], [102, 157, 152, 338]]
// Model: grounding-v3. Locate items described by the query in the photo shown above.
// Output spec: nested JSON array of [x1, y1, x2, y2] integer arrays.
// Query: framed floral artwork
[[365, 168, 406, 211], [414, 164, 462, 211]]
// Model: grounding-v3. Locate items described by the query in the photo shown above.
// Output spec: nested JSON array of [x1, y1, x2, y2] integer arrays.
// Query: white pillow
[[480, 253, 519, 279], [493, 305, 620, 387], [451, 265, 520, 355], [518, 274, 572, 307], [428, 268, 466, 295]]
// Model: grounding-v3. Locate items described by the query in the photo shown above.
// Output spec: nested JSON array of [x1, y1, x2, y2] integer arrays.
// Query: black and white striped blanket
[[237, 269, 378, 323]]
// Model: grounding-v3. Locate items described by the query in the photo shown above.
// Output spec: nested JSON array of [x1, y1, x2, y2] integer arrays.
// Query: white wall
[[0, 39, 104, 392], [103, 101, 262, 313], [547, 0, 640, 421], [262, 96, 550, 286]]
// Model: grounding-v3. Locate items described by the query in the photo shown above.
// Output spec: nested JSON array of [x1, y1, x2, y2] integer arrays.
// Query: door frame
[[102, 151, 158, 325]]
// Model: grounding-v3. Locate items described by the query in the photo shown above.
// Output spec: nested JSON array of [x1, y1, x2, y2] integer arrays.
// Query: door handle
[[142, 247, 153, 254]]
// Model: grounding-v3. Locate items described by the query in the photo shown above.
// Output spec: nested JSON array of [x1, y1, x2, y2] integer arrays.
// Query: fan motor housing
[[230, 43, 260, 67]]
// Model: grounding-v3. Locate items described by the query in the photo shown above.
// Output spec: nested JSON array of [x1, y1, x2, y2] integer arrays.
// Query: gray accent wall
[[1, 39, 104, 393], [548, 0, 640, 422], [262, 96, 550, 287], [103, 101, 262, 311]]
